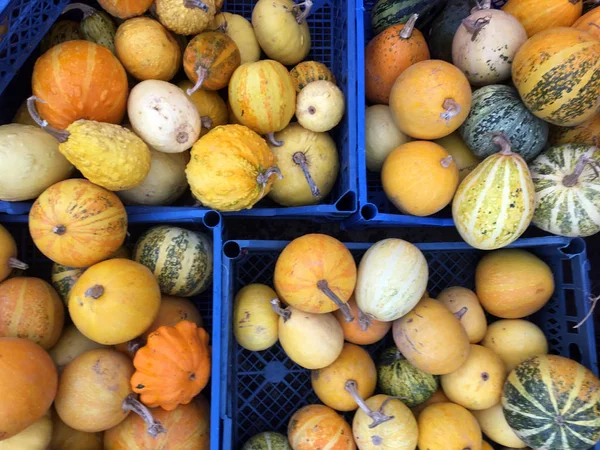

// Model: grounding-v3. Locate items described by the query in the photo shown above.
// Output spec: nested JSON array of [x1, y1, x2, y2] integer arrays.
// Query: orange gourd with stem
[[503, 0, 583, 36], [0, 224, 28, 282], [288, 404, 355, 450], [333, 297, 391, 345]]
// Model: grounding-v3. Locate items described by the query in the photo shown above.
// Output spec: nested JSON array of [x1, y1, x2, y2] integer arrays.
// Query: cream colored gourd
[[209, 12, 260, 64], [252, 0, 311, 65], [0, 412, 52, 450], [117, 148, 188, 206], [355, 239, 428, 322], [365, 105, 411, 171], [296, 81, 345, 133], [438, 287, 487, 343], [0, 124, 73, 201], [233, 284, 280, 352], [472, 403, 527, 448], [267, 123, 339, 206], [452, 9, 527, 86], [48, 324, 109, 373], [128, 80, 201, 153], [271, 299, 343, 370]]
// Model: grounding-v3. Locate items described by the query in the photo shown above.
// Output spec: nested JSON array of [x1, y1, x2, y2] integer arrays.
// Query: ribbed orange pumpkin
[[183, 31, 241, 94], [503, 0, 583, 36], [0, 277, 64, 349], [0, 224, 27, 282], [288, 405, 356, 450], [32, 41, 128, 129], [573, 7, 600, 40], [29, 179, 128, 268], [104, 396, 210, 450], [98, 0, 153, 18], [365, 14, 430, 105]]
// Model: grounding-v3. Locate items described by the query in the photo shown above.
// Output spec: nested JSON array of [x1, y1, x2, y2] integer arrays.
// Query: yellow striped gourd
[[452, 134, 535, 250]]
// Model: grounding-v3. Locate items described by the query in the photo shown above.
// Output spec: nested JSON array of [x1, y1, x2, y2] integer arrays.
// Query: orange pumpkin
[[365, 14, 430, 105], [550, 113, 600, 145], [0, 337, 58, 440], [97, 0, 153, 18], [274, 234, 357, 321], [32, 41, 128, 129], [382, 141, 459, 216], [131, 320, 211, 411], [573, 7, 600, 40], [389, 60, 472, 140], [503, 0, 583, 37], [183, 31, 241, 94], [104, 396, 210, 450], [289, 61, 336, 93], [29, 179, 128, 268], [333, 297, 391, 345], [288, 404, 356, 450], [0, 224, 27, 282], [0, 277, 64, 349]]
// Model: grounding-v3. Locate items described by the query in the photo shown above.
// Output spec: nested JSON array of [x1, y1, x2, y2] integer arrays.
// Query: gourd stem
[[317, 280, 354, 322], [294, 0, 313, 24], [257, 166, 283, 187], [216, 13, 228, 32], [53, 225, 67, 235], [270, 298, 291, 322], [85, 284, 104, 299], [440, 98, 462, 124], [472, 0, 491, 12], [122, 395, 167, 437], [399, 13, 418, 39], [563, 148, 598, 187], [292, 152, 321, 198], [440, 155, 453, 168], [187, 67, 208, 95], [27, 96, 70, 143], [358, 306, 372, 332], [454, 306, 468, 321], [183, 0, 209, 12], [574, 295, 599, 329], [265, 132, 284, 147], [568, 0, 579, 4], [462, 17, 490, 41], [345, 380, 394, 428], [8, 257, 28, 270], [201, 116, 213, 130], [127, 337, 145, 355], [62, 2, 97, 19], [491, 132, 513, 156]]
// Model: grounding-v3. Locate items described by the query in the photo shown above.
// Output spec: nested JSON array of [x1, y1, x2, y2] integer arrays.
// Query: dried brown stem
[[454, 306, 468, 321], [265, 132, 284, 147], [183, 0, 209, 12], [294, 0, 313, 24], [8, 257, 28, 270], [574, 295, 599, 329], [317, 280, 354, 322], [62, 2, 97, 19], [400, 14, 418, 39], [85, 285, 104, 299], [345, 380, 394, 428], [293, 152, 321, 198], [187, 67, 208, 95], [440, 98, 462, 124], [441, 155, 453, 168], [357, 306, 372, 332], [53, 225, 67, 235], [491, 132, 513, 156], [201, 116, 213, 130], [122, 395, 166, 437], [27, 96, 69, 143], [462, 16, 490, 41], [270, 298, 291, 322], [563, 148, 599, 187]]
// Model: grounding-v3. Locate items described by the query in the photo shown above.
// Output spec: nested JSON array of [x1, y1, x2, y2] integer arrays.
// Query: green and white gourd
[[459, 85, 548, 162], [377, 347, 439, 407], [370, 0, 446, 35], [530, 144, 600, 237], [133, 225, 213, 297], [242, 432, 292, 450], [63, 3, 117, 54]]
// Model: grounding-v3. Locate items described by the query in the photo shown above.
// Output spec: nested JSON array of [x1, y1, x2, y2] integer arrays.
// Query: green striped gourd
[[502, 355, 600, 450], [452, 134, 535, 250], [242, 432, 292, 450], [377, 347, 439, 407], [51, 263, 86, 305], [370, 0, 446, 35], [460, 85, 548, 162], [133, 225, 213, 297], [428, 0, 475, 62], [62, 3, 117, 54], [530, 144, 600, 237]]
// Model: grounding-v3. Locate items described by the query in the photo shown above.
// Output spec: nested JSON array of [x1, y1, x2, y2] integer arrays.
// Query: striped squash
[[573, 7, 600, 40], [512, 27, 600, 127], [133, 225, 213, 297], [452, 134, 535, 250], [459, 85, 549, 162], [242, 432, 292, 450], [370, 0, 446, 35], [289, 61, 336, 93], [549, 114, 600, 145], [502, 355, 600, 450], [530, 143, 600, 237], [288, 405, 355, 450], [502, 0, 583, 37]]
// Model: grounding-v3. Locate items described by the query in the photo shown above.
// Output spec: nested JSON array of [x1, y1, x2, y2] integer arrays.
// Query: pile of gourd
[[0, 178, 215, 448], [365, 0, 600, 248], [1, 0, 346, 211], [233, 233, 600, 450]]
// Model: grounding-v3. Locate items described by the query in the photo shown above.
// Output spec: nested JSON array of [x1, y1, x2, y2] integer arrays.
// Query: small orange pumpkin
[[573, 7, 600, 40], [333, 297, 391, 345], [288, 404, 356, 450], [29, 179, 128, 268], [97, 0, 153, 18], [365, 14, 430, 105], [32, 41, 128, 129], [183, 31, 241, 94], [503, 0, 583, 36], [289, 61, 336, 93], [131, 320, 211, 411], [274, 234, 357, 321], [0, 277, 64, 349], [0, 224, 28, 282]]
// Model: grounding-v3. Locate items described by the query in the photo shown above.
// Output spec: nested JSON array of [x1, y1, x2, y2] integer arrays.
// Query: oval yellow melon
[[472, 403, 527, 448], [233, 284, 279, 352], [418, 402, 482, 450], [393, 297, 470, 375], [0, 411, 52, 450], [49, 324, 109, 373], [441, 344, 507, 410], [438, 287, 487, 343], [476, 249, 554, 318], [480, 319, 548, 371]]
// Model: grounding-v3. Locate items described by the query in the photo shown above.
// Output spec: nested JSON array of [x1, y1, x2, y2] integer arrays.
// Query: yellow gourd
[[0, 224, 28, 282], [472, 403, 527, 448], [179, 80, 228, 137], [437, 286, 487, 343], [296, 81, 345, 133], [233, 284, 279, 351], [208, 12, 261, 64], [0, 412, 52, 450], [418, 403, 482, 450], [155, 0, 216, 35], [49, 324, 109, 373], [434, 132, 481, 181]]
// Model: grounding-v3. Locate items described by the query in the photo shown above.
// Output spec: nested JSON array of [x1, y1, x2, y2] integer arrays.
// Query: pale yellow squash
[[233, 284, 279, 351], [472, 403, 527, 448], [437, 286, 487, 343], [209, 12, 260, 64]]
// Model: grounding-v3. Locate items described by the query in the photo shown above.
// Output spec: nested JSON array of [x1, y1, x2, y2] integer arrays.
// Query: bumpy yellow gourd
[[186, 124, 280, 211], [155, 0, 216, 35]]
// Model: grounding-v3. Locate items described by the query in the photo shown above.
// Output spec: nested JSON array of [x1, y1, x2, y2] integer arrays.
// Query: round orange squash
[[0, 337, 58, 440], [333, 297, 391, 345], [503, 0, 583, 37], [476, 249, 554, 318], [365, 14, 430, 105], [97, 0, 153, 18], [311, 343, 377, 412], [0, 224, 27, 282], [29, 179, 128, 268], [381, 141, 459, 216], [573, 7, 600, 40], [389, 60, 472, 139], [549, 113, 600, 145], [274, 234, 357, 320], [437, 286, 487, 343], [104, 396, 210, 449], [418, 402, 482, 450], [288, 404, 355, 450], [69, 259, 161, 345], [0, 277, 64, 349], [32, 41, 128, 129]]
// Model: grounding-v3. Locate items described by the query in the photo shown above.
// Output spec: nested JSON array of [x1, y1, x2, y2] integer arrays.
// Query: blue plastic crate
[[0, 0, 357, 221], [0, 209, 224, 448], [219, 236, 598, 449]]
